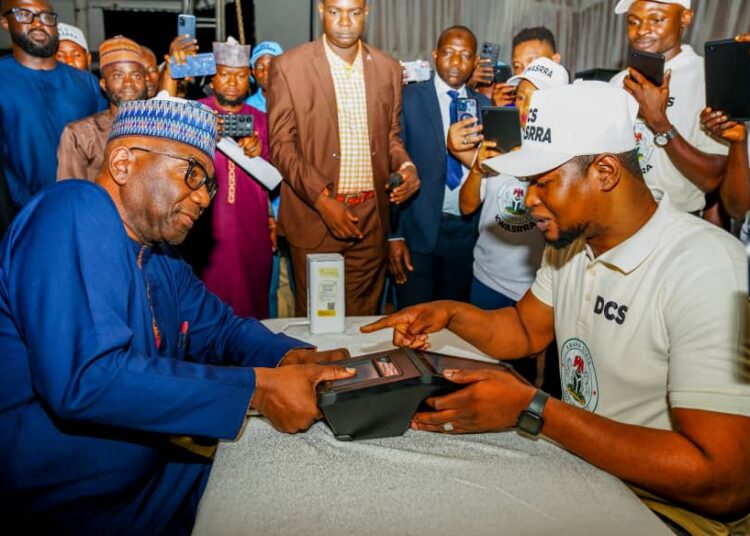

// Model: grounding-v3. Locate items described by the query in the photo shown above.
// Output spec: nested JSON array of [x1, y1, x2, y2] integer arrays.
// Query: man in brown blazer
[[268, 0, 420, 317]]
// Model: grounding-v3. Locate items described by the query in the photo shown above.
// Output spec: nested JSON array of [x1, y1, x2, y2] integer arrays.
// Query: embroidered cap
[[213, 36, 251, 67], [482, 81, 638, 178], [250, 41, 283, 68], [58, 23, 88, 52], [614, 0, 691, 15], [108, 91, 217, 159], [99, 36, 146, 69], [507, 57, 570, 90]]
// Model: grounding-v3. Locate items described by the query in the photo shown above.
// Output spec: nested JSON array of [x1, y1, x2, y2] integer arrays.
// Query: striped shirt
[[323, 37, 374, 194]]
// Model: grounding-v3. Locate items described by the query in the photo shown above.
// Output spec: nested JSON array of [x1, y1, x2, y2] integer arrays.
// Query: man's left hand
[[623, 68, 672, 133], [411, 368, 535, 434], [390, 165, 420, 204], [281, 347, 351, 366]]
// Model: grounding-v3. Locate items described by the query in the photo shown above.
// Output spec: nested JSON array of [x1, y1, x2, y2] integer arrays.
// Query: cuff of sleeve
[[530, 282, 553, 307]]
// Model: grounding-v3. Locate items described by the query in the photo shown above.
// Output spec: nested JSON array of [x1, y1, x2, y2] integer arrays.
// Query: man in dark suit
[[268, 0, 419, 317], [391, 26, 490, 308]]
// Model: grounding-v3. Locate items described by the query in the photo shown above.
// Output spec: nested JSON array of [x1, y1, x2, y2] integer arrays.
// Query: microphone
[[387, 172, 404, 235]]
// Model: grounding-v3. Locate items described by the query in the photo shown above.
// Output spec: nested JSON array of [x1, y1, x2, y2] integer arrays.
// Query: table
[[192, 317, 670, 535]]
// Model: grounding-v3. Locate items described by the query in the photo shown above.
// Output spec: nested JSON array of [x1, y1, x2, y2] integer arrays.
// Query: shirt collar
[[586, 188, 670, 274], [434, 73, 466, 97], [323, 34, 363, 72]]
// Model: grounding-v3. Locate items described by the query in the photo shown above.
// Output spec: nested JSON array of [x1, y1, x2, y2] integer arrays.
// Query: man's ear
[[108, 147, 134, 186], [99, 77, 107, 93], [1, 15, 9, 33], [552, 53, 562, 64], [681, 9, 694, 30], [590, 154, 620, 193]]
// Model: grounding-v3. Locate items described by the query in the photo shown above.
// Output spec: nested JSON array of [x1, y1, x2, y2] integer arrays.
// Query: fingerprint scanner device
[[317, 348, 509, 441], [307, 254, 345, 334]]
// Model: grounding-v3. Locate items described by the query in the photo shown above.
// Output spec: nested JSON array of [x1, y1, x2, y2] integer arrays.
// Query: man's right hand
[[492, 83, 516, 107], [447, 118, 484, 165], [314, 190, 363, 240], [360, 301, 455, 349], [388, 239, 413, 284], [252, 364, 355, 433], [468, 58, 494, 90]]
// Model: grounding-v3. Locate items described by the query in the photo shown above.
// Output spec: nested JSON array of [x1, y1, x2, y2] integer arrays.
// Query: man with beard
[[182, 37, 274, 319], [362, 82, 750, 533], [57, 36, 147, 182], [0, 0, 105, 211]]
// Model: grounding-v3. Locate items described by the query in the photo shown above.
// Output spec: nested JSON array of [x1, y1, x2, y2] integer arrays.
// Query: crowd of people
[[0, 0, 749, 533]]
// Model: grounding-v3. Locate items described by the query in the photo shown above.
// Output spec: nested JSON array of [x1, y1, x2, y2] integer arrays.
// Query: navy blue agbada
[[0, 180, 305, 533]]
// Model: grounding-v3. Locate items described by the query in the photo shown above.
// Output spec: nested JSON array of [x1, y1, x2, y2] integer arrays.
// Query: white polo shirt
[[610, 45, 728, 212], [530, 190, 750, 430]]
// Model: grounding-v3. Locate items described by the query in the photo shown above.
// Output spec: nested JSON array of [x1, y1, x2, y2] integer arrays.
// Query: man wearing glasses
[[0, 95, 354, 533], [0, 0, 106, 214]]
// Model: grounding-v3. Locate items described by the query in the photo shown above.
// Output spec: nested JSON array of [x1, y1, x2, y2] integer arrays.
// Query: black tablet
[[705, 39, 750, 121], [481, 107, 522, 153], [628, 49, 665, 86], [317, 349, 508, 441]]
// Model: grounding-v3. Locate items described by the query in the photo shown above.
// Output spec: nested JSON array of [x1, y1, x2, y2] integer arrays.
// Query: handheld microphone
[[387, 172, 404, 234]]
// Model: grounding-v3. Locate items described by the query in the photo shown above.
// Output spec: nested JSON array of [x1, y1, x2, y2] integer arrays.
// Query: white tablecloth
[[192, 317, 670, 535]]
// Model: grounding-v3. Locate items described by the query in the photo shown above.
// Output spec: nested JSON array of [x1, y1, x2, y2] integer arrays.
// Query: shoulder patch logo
[[494, 178, 536, 233], [560, 338, 599, 412], [634, 121, 654, 173]]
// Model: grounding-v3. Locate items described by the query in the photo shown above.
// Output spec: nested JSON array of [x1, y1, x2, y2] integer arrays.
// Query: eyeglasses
[[129, 146, 217, 199], [3, 8, 58, 26]]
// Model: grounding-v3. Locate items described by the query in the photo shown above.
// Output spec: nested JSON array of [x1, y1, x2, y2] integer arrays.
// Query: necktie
[[446, 90, 463, 190]]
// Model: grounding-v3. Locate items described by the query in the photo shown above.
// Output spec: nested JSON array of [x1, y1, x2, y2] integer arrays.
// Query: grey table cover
[[192, 317, 670, 535]]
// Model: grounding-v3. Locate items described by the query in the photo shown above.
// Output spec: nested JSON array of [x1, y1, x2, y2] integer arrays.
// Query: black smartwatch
[[516, 389, 550, 437]]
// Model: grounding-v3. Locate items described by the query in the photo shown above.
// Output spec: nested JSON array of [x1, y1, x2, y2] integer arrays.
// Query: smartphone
[[705, 38, 750, 121], [170, 52, 216, 79], [628, 49, 665, 86], [456, 97, 479, 123], [177, 14, 196, 40], [400, 60, 431, 84], [480, 42, 501, 64], [479, 42, 502, 83], [218, 114, 254, 138], [494, 62, 513, 84], [481, 107, 522, 154]]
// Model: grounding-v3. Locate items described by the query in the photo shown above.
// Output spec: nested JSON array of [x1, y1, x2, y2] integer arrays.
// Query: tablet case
[[705, 39, 750, 121], [317, 349, 510, 441], [628, 49, 665, 87], [481, 107, 522, 154]]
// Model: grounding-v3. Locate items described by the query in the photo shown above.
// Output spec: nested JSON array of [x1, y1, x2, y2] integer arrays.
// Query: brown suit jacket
[[268, 37, 411, 249]]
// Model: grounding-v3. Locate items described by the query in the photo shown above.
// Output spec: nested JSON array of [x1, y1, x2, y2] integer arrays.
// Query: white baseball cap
[[507, 57, 570, 90], [57, 23, 89, 52], [482, 81, 639, 178], [614, 0, 691, 15]]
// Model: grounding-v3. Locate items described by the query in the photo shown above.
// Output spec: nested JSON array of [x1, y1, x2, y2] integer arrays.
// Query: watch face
[[518, 412, 543, 436], [654, 134, 667, 147]]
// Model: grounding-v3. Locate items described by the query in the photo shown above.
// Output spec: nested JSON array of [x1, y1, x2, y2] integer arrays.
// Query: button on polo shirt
[[531, 190, 750, 430]]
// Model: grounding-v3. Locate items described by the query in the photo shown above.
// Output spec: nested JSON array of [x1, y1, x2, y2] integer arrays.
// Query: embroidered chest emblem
[[560, 338, 599, 412]]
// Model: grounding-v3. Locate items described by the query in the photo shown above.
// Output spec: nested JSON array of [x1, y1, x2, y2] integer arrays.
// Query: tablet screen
[[481, 107, 522, 154]]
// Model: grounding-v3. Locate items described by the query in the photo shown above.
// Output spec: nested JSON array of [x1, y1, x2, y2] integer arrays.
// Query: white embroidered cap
[[507, 57, 570, 90], [482, 81, 639, 178], [614, 0, 691, 15]]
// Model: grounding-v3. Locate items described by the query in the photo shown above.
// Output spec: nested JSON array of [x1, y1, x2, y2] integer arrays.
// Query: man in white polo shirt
[[610, 0, 728, 214], [363, 82, 750, 531]]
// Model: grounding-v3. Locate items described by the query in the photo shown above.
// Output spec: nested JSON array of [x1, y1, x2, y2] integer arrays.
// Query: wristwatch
[[654, 126, 677, 147], [516, 389, 550, 436]]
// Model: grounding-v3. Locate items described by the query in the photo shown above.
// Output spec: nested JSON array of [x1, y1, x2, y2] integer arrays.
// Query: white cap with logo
[[614, 0, 691, 15], [507, 57, 570, 90], [482, 81, 639, 178]]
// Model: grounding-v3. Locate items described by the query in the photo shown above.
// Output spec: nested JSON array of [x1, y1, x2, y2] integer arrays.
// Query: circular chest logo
[[560, 338, 599, 412], [494, 179, 534, 233], [634, 122, 654, 169]]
